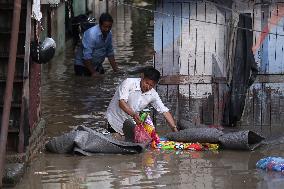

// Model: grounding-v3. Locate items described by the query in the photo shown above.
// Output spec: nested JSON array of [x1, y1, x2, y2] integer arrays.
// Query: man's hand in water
[[113, 67, 125, 75], [91, 71, 102, 78]]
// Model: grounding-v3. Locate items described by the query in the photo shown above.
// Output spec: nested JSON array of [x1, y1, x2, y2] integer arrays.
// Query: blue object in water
[[159, 137, 168, 141], [256, 157, 284, 172]]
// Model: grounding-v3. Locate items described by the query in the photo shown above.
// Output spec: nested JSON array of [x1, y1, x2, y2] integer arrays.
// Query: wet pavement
[[14, 2, 284, 189]]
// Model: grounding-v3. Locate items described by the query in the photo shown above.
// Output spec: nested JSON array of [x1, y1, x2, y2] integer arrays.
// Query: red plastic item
[[134, 124, 152, 143]]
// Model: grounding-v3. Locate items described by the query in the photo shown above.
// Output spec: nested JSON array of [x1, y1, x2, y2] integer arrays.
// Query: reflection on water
[[15, 146, 284, 189], [15, 1, 284, 189]]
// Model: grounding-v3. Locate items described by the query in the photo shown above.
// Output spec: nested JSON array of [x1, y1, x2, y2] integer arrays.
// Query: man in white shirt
[[106, 67, 178, 141]]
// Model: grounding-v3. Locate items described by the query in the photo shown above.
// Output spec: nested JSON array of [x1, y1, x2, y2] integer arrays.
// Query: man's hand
[[91, 71, 102, 78], [171, 126, 178, 132], [163, 112, 178, 132], [113, 67, 125, 75], [113, 66, 118, 72], [119, 100, 140, 124], [132, 113, 141, 125], [91, 72, 97, 78], [84, 59, 102, 78], [108, 56, 118, 72]]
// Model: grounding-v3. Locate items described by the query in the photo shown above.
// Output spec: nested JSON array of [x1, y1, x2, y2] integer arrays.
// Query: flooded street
[[14, 2, 284, 189]]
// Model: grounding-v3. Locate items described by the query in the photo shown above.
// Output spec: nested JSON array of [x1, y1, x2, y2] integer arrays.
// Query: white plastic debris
[[32, 0, 42, 21]]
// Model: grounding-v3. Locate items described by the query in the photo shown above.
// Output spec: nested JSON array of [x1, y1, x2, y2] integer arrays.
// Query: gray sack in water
[[218, 130, 264, 150], [45, 126, 146, 155], [165, 128, 264, 151], [165, 128, 223, 143]]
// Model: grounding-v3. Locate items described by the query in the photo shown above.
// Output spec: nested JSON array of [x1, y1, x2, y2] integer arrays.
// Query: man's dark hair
[[143, 67, 161, 82], [99, 13, 113, 25]]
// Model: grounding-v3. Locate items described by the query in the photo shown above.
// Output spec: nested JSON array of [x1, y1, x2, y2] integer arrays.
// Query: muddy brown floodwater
[[15, 2, 284, 189]]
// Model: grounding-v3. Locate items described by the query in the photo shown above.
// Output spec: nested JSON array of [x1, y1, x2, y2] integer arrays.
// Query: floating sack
[[45, 130, 79, 153], [165, 126, 264, 150], [165, 128, 223, 143], [46, 126, 146, 155], [256, 157, 284, 172], [218, 130, 264, 150], [31, 38, 56, 64]]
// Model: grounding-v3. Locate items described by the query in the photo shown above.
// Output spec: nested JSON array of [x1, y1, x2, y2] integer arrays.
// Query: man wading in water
[[74, 13, 118, 77], [106, 67, 178, 141]]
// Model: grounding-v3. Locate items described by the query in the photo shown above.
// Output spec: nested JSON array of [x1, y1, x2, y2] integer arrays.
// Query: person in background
[[74, 13, 118, 77], [106, 67, 178, 141]]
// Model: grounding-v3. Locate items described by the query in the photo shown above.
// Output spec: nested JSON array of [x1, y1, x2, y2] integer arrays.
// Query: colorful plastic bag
[[136, 112, 219, 151], [256, 157, 284, 172], [140, 113, 160, 144], [134, 123, 152, 143]]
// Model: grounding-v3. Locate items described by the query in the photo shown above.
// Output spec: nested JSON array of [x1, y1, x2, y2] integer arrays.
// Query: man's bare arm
[[84, 59, 98, 77], [163, 112, 178, 132], [119, 99, 141, 124], [108, 56, 118, 72]]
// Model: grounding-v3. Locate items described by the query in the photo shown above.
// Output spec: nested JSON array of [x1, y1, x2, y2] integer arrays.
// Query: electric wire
[[111, 0, 284, 37]]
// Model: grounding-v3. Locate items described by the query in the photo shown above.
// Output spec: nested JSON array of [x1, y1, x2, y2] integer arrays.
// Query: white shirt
[[106, 78, 169, 135]]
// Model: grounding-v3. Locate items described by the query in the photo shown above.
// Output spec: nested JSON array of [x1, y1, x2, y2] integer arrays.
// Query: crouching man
[[106, 67, 178, 141]]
